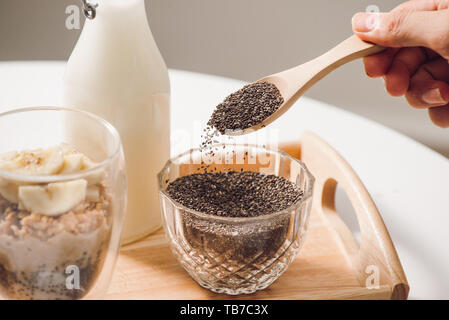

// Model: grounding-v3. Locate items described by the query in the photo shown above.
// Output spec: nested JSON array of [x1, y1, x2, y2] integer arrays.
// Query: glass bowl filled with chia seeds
[[158, 144, 314, 295]]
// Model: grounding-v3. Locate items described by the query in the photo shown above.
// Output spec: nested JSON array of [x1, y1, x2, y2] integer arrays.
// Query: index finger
[[363, 48, 399, 78]]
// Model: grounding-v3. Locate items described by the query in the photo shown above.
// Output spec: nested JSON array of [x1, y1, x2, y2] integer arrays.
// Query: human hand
[[352, 0, 449, 127]]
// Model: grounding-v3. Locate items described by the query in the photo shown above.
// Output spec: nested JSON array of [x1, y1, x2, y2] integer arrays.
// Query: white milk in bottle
[[63, 0, 170, 244]]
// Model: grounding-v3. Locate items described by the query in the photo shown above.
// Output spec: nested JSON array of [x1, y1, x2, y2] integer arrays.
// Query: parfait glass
[[0, 107, 126, 300]]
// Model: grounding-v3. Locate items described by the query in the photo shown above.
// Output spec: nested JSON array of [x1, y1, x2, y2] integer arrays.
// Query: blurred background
[[0, 0, 447, 157]]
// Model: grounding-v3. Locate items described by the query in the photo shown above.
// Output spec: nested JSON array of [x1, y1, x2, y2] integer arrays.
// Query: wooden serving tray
[[106, 132, 409, 300]]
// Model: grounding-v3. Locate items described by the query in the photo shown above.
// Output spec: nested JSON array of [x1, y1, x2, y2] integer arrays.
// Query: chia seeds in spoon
[[198, 81, 283, 173], [208, 81, 284, 134]]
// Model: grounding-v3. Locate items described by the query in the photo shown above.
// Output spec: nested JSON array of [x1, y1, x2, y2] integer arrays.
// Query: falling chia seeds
[[208, 81, 284, 134], [166, 171, 304, 264], [197, 81, 283, 173], [167, 80, 300, 267]]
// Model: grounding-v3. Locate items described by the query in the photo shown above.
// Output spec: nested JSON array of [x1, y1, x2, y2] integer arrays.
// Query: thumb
[[352, 10, 449, 52]]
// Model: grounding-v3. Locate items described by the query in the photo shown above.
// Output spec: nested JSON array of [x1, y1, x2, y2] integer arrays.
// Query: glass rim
[[0, 106, 122, 183], [157, 143, 315, 223]]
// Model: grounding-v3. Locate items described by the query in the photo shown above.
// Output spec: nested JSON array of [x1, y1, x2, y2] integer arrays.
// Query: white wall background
[[0, 0, 448, 157]]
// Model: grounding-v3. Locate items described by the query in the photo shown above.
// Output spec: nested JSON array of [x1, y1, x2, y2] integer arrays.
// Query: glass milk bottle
[[63, 0, 170, 244]]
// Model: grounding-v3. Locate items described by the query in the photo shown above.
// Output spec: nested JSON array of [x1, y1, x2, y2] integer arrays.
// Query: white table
[[1, 61, 448, 300]]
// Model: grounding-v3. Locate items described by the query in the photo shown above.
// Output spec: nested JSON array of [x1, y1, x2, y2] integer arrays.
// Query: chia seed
[[166, 81, 297, 282], [208, 81, 284, 134], [166, 171, 303, 269], [166, 171, 302, 218]]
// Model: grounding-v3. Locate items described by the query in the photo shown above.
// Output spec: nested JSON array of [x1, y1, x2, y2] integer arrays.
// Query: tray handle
[[281, 131, 409, 300]]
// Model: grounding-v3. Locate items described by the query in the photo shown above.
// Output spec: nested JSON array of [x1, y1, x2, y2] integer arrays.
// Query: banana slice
[[0, 147, 64, 176], [0, 151, 21, 172], [0, 144, 105, 213], [59, 153, 84, 174], [86, 185, 101, 202], [18, 179, 87, 216], [0, 178, 19, 203], [82, 157, 106, 186], [0, 147, 65, 203]]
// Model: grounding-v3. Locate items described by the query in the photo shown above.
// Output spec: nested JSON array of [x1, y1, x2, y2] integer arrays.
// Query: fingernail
[[422, 88, 446, 105], [352, 12, 382, 32]]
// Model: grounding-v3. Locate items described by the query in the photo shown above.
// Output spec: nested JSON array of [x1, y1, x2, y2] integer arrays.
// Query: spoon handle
[[235, 36, 386, 136], [277, 35, 385, 100], [318, 34, 385, 67]]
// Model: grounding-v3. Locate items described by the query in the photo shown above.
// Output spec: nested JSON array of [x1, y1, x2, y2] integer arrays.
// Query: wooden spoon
[[228, 35, 384, 135]]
